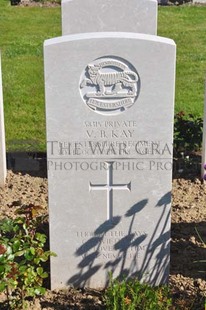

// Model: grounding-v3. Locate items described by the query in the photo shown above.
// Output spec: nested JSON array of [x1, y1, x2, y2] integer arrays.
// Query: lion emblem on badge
[[81, 64, 138, 96], [79, 56, 140, 115]]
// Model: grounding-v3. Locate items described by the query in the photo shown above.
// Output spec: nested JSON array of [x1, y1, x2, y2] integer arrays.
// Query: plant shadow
[[67, 193, 171, 288]]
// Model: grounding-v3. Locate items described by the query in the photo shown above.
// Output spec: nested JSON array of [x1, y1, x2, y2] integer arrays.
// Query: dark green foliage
[[0, 204, 56, 309], [174, 111, 203, 156], [104, 275, 172, 310], [32, 0, 61, 3]]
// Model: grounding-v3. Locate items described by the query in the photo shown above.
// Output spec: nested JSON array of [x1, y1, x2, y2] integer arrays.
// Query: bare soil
[[0, 170, 206, 309]]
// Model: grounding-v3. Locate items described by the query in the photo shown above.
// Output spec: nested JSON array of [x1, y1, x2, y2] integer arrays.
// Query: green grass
[[0, 1, 206, 151], [0, 0, 61, 151], [158, 6, 206, 117]]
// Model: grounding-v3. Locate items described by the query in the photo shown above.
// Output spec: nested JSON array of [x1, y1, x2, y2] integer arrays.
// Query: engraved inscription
[[89, 162, 131, 221], [76, 230, 148, 260], [80, 56, 140, 115], [84, 120, 137, 128]]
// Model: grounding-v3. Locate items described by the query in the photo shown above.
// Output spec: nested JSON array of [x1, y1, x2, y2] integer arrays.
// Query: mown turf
[[0, 0, 61, 151], [158, 5, 206, 117]]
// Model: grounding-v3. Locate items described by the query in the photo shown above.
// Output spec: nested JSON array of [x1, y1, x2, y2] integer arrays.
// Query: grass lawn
[[158, 5, 206, 117], [0, 1, 206, 151], [0, 0, 61, 151]]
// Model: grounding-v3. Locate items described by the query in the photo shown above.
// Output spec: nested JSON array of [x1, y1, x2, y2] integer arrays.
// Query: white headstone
[[193, 0, 206, 3], [44, 32, 176, 289], [0, 52, 6, 187], [62, 0, 158, 36]]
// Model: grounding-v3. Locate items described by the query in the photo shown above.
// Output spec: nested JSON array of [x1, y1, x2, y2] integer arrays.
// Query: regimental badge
[[80, 56, 140, 115]]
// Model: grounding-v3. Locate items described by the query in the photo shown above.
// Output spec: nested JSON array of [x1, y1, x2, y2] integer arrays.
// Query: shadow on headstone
[[67, 195, 170, 287]]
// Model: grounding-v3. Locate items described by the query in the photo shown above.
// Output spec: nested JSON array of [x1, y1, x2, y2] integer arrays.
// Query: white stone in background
[[0, 52, 6, 187], [193, 0, 206, 3], [62, 0, 158, 35], [44, 32, 176, 290]]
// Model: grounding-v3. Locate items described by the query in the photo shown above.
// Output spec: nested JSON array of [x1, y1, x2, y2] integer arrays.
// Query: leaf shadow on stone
[[125, 199, 147, 217], [67, 195, 171, 287], [138, 192, 171, 285], [94, 216, 121, 235], [67, 265, 102, 288], [68, 216, 120, 287], [78, 251, 100, 268], [75, 237, 102, 256], [109, 200, 148, 283]]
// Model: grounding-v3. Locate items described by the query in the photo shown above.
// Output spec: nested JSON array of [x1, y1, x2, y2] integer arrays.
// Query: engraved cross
[[89, 162, 131, 221]]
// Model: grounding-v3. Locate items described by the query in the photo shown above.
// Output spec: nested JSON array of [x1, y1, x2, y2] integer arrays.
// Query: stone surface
[[44, 32, 176, 289], [0, 53, 6, 187], [193, 0, 206, 3], [62, 0, 158, 36]]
